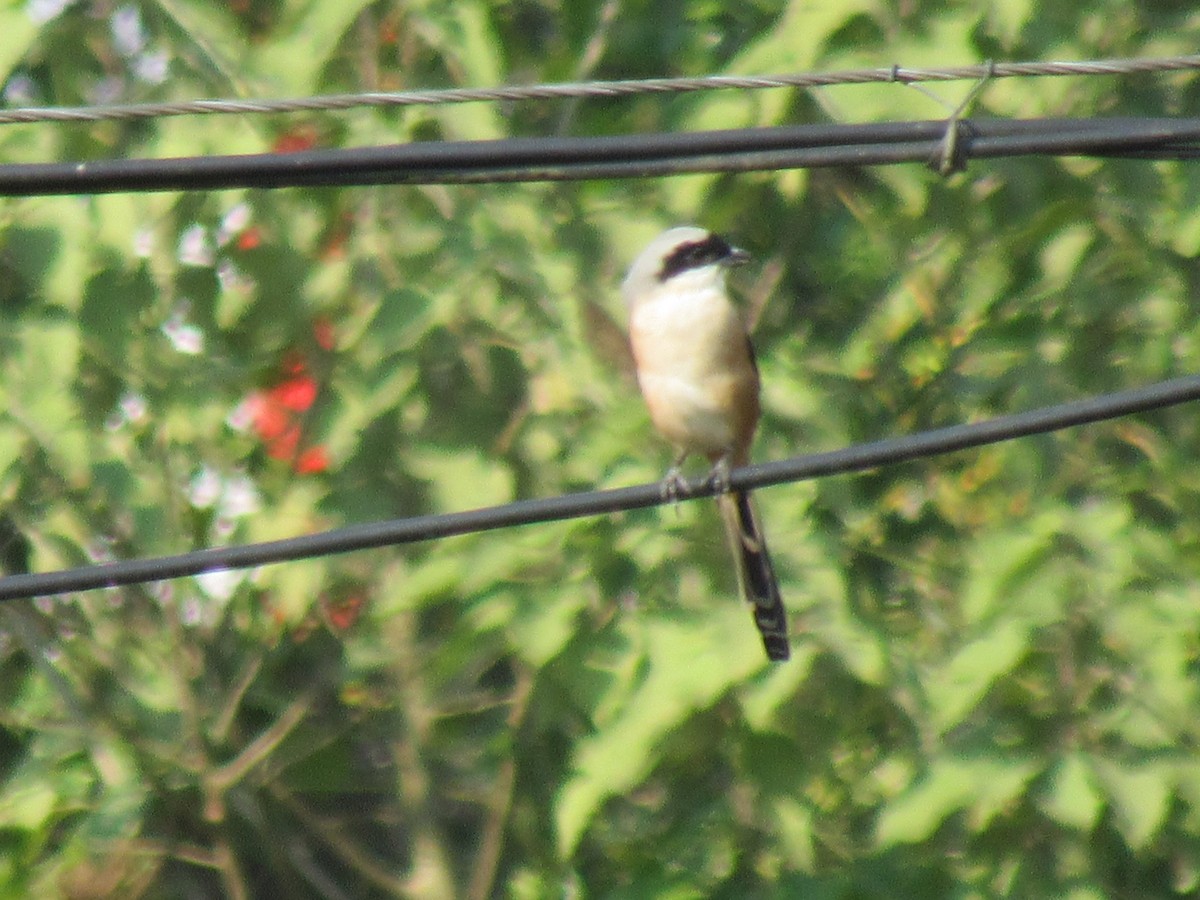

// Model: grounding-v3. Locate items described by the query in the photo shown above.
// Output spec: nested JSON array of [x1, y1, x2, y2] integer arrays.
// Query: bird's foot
[[705, 457, 733, 494], [660, 466, 690, 503]]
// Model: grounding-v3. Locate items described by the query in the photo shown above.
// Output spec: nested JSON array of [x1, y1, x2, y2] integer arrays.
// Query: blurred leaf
[[80, 267, 155, 366], [875, 755, 1036, 847], [1094, 758, 1172, 850], [555, 607, 762, 855], [0, 423, 25, 485], [729, 0, 873, 73], [155, 0, 254, 92], [1039, 223, 1094, 289], [508, 584, 586, 667], [6, 319, 87, 484], [984, 0, 1035, 48], [253, 0, 378, 93], [408, 446, 515, 511], [819, 599, 887, 686], [960, 511, 1066, 624], [925, 619, 1032, 736], [1040, 753, 1104, 831], [771, 797, 817, 871], [0, 11, 38, 84]]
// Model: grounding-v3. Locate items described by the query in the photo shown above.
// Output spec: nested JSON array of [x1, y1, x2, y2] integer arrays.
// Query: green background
[[1, 1, 1200, 897]]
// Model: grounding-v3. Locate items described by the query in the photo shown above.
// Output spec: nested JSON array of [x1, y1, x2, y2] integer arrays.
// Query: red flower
[[272, 126, 319, 154], [271, 375, 318, 412], [294, 446, 330, 474], [236, 227, 262, 251], [264, 424, 302, 460], [249, 393, 289, 440], [323, 592, 366, 631], [245, 323, 338, 474]]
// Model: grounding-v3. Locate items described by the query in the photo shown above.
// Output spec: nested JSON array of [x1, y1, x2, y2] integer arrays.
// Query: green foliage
[[1, 0, 1200, 897]]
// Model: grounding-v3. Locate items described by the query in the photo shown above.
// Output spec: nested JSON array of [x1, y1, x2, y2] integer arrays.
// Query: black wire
[[2, 373, 1198, 602], [0, 117, 1198, 196]]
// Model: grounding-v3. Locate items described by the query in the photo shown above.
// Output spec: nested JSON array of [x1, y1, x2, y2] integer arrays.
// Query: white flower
[[216, 203, 251, 246], [132, 227, 154, 258], [195, 569, 243, 603], [188, 466, 222, 509], [216, 259, 253, 295], [119, 391, 147, 424], [226, 396, 258, 433], [3, 73, 37, 105], [177, 224, 214, 267], [218, 474, 261, 520], [106, 390, 148, 431], [27, 0, 74, 25], [163, 319, 204, 354], [110, 6, 146, 57], [134, 50, 169, 85], [89, 75, 124, 106], [180, 595, 203, 626], [151, 582, 173, 607], [162, 306, 205, 354]]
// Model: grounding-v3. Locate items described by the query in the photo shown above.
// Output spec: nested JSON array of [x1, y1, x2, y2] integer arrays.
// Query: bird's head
[[622, 226, 749, 306]]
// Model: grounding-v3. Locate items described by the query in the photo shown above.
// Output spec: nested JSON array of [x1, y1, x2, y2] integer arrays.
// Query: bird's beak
[[725, 246, 751, 267]]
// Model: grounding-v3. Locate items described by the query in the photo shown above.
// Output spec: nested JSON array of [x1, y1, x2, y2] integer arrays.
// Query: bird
[[622, 226, 789, 661]]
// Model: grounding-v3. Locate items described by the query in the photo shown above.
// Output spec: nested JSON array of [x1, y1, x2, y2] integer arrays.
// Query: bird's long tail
[[720, 490, 790, 661]]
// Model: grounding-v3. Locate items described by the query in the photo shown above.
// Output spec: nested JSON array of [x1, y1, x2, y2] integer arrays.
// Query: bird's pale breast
[[629, 277, 759, 460]]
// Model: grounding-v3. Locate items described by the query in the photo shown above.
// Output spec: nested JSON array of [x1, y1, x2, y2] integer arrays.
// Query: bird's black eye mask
[[657, 234, 738, 281]]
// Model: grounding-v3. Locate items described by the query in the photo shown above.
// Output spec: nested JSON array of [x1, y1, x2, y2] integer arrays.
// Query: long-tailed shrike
[[623, 226, 789, 661]]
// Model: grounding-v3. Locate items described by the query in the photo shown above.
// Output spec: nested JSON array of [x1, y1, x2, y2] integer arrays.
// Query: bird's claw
[[660, 466, 690, 503], [706, 458, 732, 494]]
